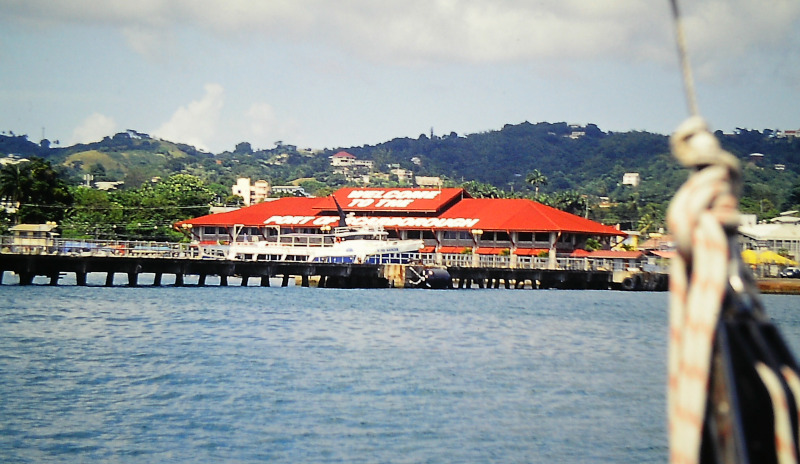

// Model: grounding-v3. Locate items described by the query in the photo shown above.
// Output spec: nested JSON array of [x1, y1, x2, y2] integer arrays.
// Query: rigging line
[[17, 204, 211, 210], [668, 0, 699, 117]]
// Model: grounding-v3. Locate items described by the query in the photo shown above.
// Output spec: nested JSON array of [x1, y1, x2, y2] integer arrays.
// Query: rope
[[756, 362, 797, 464], [667, 2, 800, 461], [666, 116, 800, 463], [666, 117, 740, 464], [668, 0, 700, 117]]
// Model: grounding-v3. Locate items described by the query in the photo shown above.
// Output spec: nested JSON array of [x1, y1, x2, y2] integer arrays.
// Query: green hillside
[[2, 122, 799, 231]]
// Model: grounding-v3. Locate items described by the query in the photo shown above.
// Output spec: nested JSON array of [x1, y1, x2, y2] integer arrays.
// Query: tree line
[[0, 158, 213, 240], [1, 122, 799, 239]]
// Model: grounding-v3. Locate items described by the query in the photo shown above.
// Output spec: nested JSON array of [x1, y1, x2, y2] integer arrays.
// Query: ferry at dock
[[195, 225, 424, 264]]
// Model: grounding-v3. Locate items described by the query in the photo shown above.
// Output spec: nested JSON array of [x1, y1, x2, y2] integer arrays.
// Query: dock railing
[[0, 236, 669, 273], [0, 236, 197, 258]]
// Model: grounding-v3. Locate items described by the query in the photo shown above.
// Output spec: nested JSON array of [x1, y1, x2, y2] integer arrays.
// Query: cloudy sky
[[1, 0, 798, 153]]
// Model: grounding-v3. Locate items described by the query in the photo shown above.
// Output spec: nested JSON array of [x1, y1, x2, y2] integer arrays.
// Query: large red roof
[[174, 189, 623, 236], [438, 199, 623, 236], [176, 197, 324, 228]]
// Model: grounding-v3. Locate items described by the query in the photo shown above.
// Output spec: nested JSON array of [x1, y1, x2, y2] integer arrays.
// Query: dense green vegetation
[[1, 122, 798, 240]]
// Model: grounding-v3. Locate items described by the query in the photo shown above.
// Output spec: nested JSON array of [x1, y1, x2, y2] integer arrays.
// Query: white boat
[[195, 225, 424, 264]]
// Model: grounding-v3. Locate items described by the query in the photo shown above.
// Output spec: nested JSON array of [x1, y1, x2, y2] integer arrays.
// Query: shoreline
[[757, 278, 800, 295]]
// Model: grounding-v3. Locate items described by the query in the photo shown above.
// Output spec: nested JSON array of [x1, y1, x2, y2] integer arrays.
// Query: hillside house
[[330, 151, 356, 167], [390, 168, 413, 184], [622, 173, 640, 187], [330, 151, 374, 180], [415, 176, 443, 188]]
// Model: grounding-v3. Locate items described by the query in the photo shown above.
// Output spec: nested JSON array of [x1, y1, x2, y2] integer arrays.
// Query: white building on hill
[[232, 178, 270, 206]]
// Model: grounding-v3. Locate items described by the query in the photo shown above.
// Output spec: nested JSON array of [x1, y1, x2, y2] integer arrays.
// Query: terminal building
[[175, 187, 625, 260]]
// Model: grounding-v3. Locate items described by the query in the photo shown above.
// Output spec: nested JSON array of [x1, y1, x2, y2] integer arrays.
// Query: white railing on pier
[[0, 236, 669, 273], [0, 236, 198, 258]]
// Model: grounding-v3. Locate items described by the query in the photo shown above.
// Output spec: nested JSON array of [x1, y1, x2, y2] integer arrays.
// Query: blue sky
[[1, 0, 798, 153]]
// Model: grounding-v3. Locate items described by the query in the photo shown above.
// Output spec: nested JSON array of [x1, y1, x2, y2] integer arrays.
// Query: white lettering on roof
[[348, 216, 479, 229], [347, 189, 441, 201], [313, 217, 339, 226], [345, 189, 442, 209], [260, 214, 479, 228], [347, 190, 384, 199], [264, 215, 315, 225], [348, 199, 374, 208], [375, 199, 413, 208], [383, 190, 440, 200]]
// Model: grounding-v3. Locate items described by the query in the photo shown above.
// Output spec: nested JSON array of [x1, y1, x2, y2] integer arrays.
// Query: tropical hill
[[2, 122, 799, 229]]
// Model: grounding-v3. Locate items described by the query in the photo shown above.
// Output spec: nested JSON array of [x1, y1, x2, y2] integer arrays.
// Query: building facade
[[232, 178, 270, 206], [175, 187, 625, 262], [738, 213, 800, 260]]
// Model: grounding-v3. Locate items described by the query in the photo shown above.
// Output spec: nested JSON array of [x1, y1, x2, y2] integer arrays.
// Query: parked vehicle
[[779, 267, 800, 278]]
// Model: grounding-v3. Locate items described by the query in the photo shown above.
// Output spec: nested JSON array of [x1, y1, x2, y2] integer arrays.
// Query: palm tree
[[0, 163, 26, 204], [461, 180, 502, 198], [525, 169, 548, 196], [0, 163, 28, 226]]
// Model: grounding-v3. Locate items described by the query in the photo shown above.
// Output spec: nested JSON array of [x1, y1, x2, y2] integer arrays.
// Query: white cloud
[[7, 1, 800, 78], [245, 103, 300, 150], [121, 24, 174, 62], [7, 0, 800, 68], [153, 83, 224, 151], [71, 112, 117, 144]]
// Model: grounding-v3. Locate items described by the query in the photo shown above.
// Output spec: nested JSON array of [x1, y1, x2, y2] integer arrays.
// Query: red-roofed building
[[175, 187, 626, 258], [330, 151, 356, 166]]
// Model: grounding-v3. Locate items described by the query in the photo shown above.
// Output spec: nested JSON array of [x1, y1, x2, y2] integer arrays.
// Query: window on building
[[443, 231, 471, 240]]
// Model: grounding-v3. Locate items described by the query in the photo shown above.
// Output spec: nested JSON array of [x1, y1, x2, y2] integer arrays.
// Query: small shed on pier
[[7, 223, 59, 253]]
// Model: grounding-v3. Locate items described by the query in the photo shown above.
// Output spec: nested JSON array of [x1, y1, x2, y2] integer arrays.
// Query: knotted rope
[[667, 116, 741, 464], [667, 117, 800, 463]]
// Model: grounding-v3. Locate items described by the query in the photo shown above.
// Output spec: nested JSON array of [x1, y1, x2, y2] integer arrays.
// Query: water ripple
[[2, 286, 796, 462]]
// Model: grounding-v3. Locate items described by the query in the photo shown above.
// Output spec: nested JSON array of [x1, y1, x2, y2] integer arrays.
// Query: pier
[[0, 237, 669, 290], [0, 254, 388, 288]]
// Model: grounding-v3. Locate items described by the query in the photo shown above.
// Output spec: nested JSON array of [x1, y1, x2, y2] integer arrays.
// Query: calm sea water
[[2, 281, 800, 463]]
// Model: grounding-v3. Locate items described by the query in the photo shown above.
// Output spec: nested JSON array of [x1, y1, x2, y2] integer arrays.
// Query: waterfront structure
[[174, 187, 625, 264], [6, 223, 58, 252], [739, 212, 800, 260]]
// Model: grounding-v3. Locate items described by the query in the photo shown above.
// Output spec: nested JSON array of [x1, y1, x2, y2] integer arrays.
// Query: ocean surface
[[2, 280, 800, 463]]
